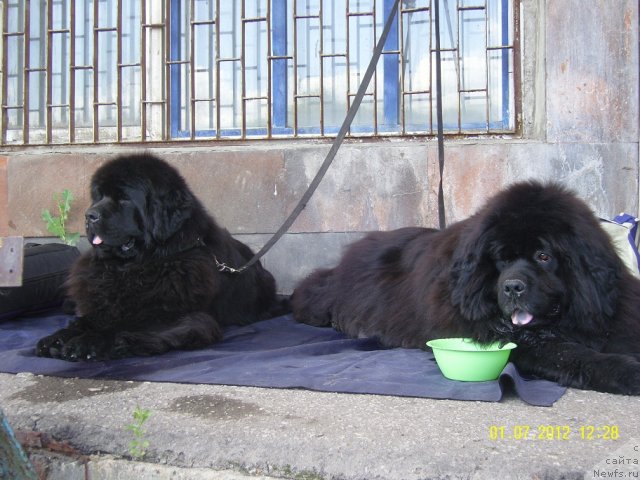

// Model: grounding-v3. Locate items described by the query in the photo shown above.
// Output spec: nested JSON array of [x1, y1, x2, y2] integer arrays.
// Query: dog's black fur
[[292, 182, 640, 394], [36, 153, 283, 361]]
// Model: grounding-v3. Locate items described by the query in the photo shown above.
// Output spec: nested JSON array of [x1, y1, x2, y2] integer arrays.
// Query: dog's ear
[[559, 226, 621, 332], [448, 226, 500, 322], [147, 189, 193, 244]]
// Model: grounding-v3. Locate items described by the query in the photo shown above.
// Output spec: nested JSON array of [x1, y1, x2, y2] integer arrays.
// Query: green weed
[[41, 189, 80, 246], [125, 406, 152, 459]]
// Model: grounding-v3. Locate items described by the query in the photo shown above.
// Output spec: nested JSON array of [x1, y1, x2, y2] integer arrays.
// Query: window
[[2, 0, 142, 143], [1, 0, 516, 144]]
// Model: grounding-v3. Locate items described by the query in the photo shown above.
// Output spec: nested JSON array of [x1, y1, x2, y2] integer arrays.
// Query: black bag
[[0, 243, 80, 320]]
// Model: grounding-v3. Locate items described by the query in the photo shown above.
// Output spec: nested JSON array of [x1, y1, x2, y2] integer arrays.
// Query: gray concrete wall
[[1, 0, 638, 294]]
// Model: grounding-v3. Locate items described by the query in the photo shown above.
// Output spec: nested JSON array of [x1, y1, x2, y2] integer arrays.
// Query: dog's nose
[[85, 209, 100, 224], [503, 279, 526, 298]]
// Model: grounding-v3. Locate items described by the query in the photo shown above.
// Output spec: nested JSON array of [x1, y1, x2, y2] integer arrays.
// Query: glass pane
[[51, 32, 70, 126], [219, 4, 241, 59], [172, 63, 190, 132], [461, 91, 487, 129], [28, 3, 45, 70], [460, 8, 486, 92], [377, 51, 401, 133], [351, 94, 375, 131], [245, 0, 268, 17], [218, 61, 242, 130], [97, 0, 117, 28], [97, 30, 117, 124], [245, 98, 269, 130], [121, 1, 141, 126], [193, 23, 217, 100], [459, 0, 486, 7], [322, 0, 346, 55], [348, 13, 374, 95], [6, 34, 24, 110], [75, 69, 93, 127], [322, 56, 348, 128], [349, 0, 374, 13], [488, 0, 512, 47], [488, 48, 513, 129], [296, 16, 321, 96], [244, 19, 268, 100], [297, 96, 321, 130], [195, 101, 216, 131], [432, 50, 459, 130], [121, 66, 141, 126], [404, 92, 429, 132], [74, 1, 92, 68], [28, 71, 45, 128], [437, 0, 457, 51], [403, 8, 430, 93], [193, 0, 215, 22], [296, 0, 320, 15]]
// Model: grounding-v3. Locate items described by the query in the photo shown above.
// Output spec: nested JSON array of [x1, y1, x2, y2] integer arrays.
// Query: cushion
[[0, 243, 80, 321]]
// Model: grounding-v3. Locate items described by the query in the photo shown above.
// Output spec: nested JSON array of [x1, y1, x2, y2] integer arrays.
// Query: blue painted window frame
[[169, 0, 182, 139]]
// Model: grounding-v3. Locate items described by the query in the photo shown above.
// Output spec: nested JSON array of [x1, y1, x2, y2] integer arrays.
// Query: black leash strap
[[218, 0, 401, 274], [434, 0, 447, 230]]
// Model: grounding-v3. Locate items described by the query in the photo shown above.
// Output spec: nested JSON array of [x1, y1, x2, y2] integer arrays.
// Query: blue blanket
[[0, 311, 566, 406]]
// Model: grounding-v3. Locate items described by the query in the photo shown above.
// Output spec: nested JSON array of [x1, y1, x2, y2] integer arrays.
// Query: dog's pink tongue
[[512, 309, 533, 325], [92, 235, 103, 245]]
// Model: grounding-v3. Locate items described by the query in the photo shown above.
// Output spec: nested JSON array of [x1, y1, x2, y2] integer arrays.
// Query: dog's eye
[[536, 252, 551, 262]]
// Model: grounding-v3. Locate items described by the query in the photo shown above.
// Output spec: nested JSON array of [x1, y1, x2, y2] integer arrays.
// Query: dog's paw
[[585, 356, 640, 395], [611, 364, 640, 395], [57, 334, 110, 362], [35, 334, 66, 358], [111, 333, 138, 358]]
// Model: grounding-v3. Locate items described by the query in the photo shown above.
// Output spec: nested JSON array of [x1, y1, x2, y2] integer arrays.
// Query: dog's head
[[449, 181, 622, 340], [86, 154, 195, 259]]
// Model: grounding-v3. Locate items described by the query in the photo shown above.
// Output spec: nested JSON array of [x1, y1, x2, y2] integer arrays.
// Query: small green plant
[[125, 406, 152, 459], [41, 188, 80, 246]]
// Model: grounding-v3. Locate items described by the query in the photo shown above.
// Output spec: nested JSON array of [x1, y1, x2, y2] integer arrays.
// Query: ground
[[1, 372, 638, 479]]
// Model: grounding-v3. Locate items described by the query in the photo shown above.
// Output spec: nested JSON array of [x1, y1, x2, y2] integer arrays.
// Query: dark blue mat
[[0, 311, 566, 406]]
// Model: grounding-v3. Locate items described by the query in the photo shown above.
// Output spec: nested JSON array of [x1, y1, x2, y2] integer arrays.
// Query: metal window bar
[[264, 1, 272, 137], [69, 3, 76, 143], [1, 4, 24, 144], [0, 0, 147, 144], [214, 0, 221, 139], [0, 0, 516, 145]]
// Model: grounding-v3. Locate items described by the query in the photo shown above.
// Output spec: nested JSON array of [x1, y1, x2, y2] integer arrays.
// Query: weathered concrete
[[1, 373, 638, 480], [5, 139, 639, 294], [0, 157, 8, 237], [5, 140, 638, 235], [238, 232, 364, 294], [545, 1, 638, 144]]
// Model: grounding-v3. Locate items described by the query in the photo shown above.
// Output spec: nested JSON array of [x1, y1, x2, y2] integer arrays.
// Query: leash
[[434, 0, 447, 230], [216, 0, 401, 274]]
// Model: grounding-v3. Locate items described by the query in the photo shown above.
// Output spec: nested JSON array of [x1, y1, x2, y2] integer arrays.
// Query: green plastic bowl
[[426, 338, 517, 382]]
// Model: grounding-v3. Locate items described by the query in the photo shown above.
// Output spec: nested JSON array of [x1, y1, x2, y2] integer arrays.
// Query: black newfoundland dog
[[36, 153, 282, 361], [292, 181, 640, 395]]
